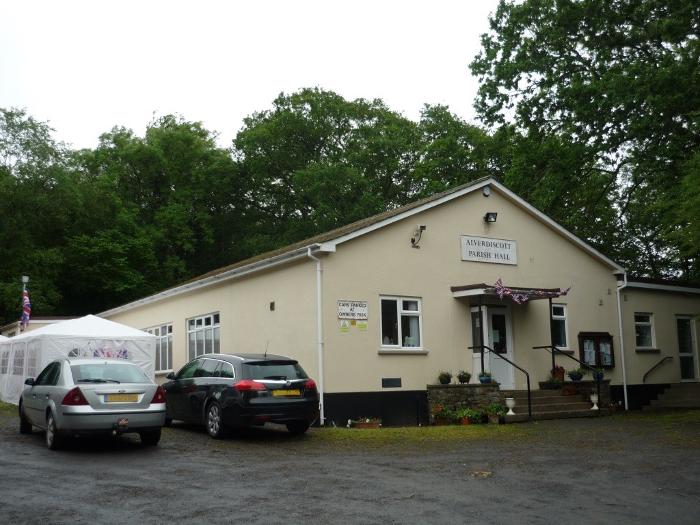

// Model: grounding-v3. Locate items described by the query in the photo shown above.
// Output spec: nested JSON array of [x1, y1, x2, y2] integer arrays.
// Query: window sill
[[635, 348, 660, 354], [378, 349, 428, 355]]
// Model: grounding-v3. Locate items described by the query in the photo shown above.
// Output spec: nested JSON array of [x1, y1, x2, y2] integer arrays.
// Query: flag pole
[[20, 275, 29, 332]]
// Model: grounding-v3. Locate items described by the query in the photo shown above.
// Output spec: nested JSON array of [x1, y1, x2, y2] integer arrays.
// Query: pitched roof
[[100, 176, 624, 316]]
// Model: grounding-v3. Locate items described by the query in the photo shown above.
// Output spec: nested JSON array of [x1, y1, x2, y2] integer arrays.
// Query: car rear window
[[242, 361, 308, 380], [71, 363, 149, 384]]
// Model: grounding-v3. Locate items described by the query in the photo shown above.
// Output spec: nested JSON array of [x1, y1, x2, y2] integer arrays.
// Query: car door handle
[[32, 394, 37, 399], [45, 394, 50, 399]]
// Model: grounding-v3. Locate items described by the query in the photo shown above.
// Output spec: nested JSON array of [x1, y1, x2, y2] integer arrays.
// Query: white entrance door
[[469, 306, 515, 389], [677, 316, 698, 381], [488, 307, 514, 389]]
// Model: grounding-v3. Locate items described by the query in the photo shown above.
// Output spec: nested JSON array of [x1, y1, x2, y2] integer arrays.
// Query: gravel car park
[[1, 402, 700, 524]]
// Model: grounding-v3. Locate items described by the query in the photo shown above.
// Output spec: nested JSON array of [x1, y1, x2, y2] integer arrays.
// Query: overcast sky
[[1, 0, 499, 149]]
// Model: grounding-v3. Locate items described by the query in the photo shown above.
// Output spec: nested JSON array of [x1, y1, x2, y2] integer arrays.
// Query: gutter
[[100, 245, 324, 317], [306, 247, 325, 426], [615, 272, 629, 410]]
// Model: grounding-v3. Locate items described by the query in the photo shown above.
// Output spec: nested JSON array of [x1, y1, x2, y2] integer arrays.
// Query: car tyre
[[19, 402, 32, 434], [206, 401, 226, 439], [163, 416, 172, 427], [140, 429, 161, 446], [46, 413, 62, 450], [286, 421, 310, 436]]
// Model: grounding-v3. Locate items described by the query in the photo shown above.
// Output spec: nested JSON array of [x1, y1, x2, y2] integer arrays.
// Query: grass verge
[[0, 400, 17, 416]]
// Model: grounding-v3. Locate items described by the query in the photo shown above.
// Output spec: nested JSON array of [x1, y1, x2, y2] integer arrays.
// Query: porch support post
[[478, 302, 484, 374], [548, 297, 555, 373]]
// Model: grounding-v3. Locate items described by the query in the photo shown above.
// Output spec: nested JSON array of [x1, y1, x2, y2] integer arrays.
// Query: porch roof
[[451, 279, 570, 304]]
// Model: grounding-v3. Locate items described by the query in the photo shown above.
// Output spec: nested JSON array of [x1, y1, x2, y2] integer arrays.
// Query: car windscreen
[[242, 361, 308, 380], [71, 363, 149, 384]]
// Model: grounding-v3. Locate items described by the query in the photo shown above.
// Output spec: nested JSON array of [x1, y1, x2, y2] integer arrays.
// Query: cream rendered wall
[[620, 288, 700, 385], [320, 187, 621, 392], [105, 260, 318, 380]]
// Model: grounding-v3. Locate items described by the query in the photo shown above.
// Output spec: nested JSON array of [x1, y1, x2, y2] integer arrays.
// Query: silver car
[[19, 358, 166, 449]]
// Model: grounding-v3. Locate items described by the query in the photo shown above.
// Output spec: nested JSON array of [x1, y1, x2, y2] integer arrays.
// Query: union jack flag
[[20, 289, 31, 331]]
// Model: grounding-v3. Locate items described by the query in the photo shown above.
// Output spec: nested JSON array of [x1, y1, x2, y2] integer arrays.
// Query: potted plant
[[552, 365, 566, 382], [592, 370, 604, 382], [457, 370, 471, 384], [485, 403, 507, 424], [567, 367, 585, 381], [347, 417, 382, 429], [541, 377, 562, 390], [431, 404, 451, 425], [478, 371, 492, 384], [437, 371, 452, 385]]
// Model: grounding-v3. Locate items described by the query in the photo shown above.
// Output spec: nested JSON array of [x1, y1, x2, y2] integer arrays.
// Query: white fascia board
[[488, 181, 625, 273], [324, 179, 493, 248], [100, 244, 323, 317], [452, 289, 488, 298], [626, 282, 700, 295], [321, 177, 624, 273]]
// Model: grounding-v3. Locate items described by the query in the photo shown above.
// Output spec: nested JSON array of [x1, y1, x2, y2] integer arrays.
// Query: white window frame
[[146, 323, 174, 374], [634, 312, 656, 349], [12, 346, 25, 376], [551, 303, 569, 349], [0, 350, 8, 374], [379, 296, 423, 351], [187, 312, 221, 361]]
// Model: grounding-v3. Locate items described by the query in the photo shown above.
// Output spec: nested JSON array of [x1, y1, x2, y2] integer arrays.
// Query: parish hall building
[[94, 177, 700, 425]]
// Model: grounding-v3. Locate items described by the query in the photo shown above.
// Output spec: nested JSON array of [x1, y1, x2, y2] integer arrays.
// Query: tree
[[471, 0, 700, 278], [233, 88, 421, 250]]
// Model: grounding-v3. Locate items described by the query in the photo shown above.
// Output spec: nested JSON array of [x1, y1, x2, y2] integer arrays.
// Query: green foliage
[[471, 0, 700, 279], [437, 371, 453, 385]]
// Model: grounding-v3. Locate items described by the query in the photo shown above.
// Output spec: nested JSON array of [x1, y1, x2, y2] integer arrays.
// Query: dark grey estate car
[[162, 353, 319, 437]]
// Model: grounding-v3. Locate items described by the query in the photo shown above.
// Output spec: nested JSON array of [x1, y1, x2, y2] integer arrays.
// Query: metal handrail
[[532, 345, 603, 408], [643, 356, 673, 384], [468, 344, 531, 420]]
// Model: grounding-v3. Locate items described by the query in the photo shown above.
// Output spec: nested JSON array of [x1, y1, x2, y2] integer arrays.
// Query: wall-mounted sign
[[460, 235, 517, 265], [338, 300, 368, 320]]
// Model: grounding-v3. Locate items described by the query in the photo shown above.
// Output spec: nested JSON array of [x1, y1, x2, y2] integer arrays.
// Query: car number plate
[[272, 389, 301, 397], [107, 393, 138, 402]]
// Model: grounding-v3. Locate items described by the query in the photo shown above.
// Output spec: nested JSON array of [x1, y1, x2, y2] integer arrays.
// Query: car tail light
[[234, 379, 266, 392], [61, 387, 89, 406], [150, 385, 166, 404], [304, 379, 317, 392]]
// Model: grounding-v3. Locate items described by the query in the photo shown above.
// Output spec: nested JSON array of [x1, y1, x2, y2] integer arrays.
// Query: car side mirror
[[166, 372, 176, 380], [24, 378, 35, 386]]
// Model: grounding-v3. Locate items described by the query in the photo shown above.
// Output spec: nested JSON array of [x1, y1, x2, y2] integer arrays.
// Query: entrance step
[[501, 389, 598, 422], [643, 383, 700, 409]]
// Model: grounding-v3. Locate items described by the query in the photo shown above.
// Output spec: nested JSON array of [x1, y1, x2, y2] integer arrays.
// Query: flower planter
[[353, 421, 381, 429], [460, 417, 471, 425], [478, 375, 492, 384]]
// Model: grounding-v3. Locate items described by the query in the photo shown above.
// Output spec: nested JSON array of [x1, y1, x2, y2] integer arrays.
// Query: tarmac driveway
[[0, 408, 699, 524]]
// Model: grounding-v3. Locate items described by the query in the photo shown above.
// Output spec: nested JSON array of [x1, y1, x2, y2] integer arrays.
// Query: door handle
[[45, 394, 50, 399], [32, 394, 37, 399]]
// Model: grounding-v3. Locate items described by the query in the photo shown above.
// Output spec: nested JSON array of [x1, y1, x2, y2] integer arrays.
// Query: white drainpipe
[[615, 272, 629, 410], [307, 247, 325, 425]]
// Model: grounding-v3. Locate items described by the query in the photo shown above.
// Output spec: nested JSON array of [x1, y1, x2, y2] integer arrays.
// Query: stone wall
[[427, 384, 504, 416]]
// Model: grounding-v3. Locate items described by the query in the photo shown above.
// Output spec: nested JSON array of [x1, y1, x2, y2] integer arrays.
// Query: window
[[26, 341, 39, 377], [578, 332, 615, 369], [146, 324, 173, 373], [634, 313, 655, 349], [176, 359, 200, 379], [194, 358, 221, 378], [12, 347, 24, 375], [380, 296, 422, 349], [35, 363, 59, 386], [0, 351, 8, 374], [551, 304, 568, 348], [187, 313, 220, 361]]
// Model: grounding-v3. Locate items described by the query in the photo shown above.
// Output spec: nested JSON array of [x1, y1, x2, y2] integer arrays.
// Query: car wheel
[[286, 421, 310, 436], [139, 429, 161, 446], [206, 401, 225, 439], [18, 402, 32, 434], [45, 413, 62, 450]]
